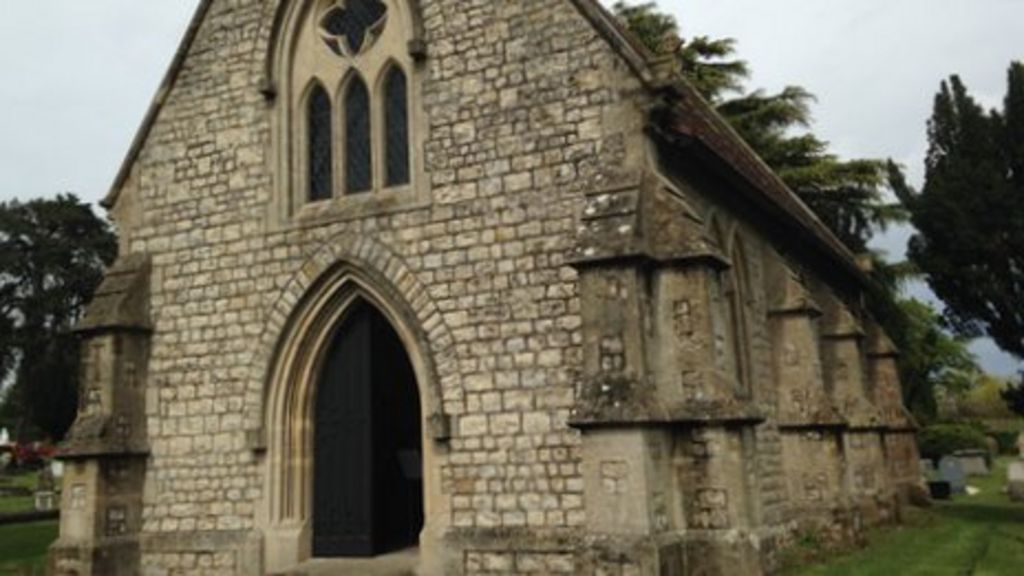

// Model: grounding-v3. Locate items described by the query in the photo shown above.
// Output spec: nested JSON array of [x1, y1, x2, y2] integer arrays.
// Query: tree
[[1001, 376, 1024, 416], [890, 299, 979, 421], [893, 63, 1024, 359], [612, 2, 985, 419], [0, 194, 117, 441], [959, 374, 1017, 420], [612, 1, 900, 253]]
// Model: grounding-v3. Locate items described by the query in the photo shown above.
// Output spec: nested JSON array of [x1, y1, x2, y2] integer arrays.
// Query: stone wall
[[112, 0, 650, 573], [59, 0, 923, 574]]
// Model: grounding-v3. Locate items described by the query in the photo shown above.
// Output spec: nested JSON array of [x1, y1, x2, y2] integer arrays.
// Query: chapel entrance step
[[280, 548, 419, 576]]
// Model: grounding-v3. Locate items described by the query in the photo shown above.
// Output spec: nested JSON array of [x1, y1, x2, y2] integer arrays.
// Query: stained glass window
[[346, 77, 372, 194], [384, 67, 410, 187], [307, 84, 333, 202], [321, 0, 388, 56]]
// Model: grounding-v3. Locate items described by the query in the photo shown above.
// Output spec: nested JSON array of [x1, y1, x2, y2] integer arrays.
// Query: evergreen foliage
[[893, 299, 979, 421], [0, 195, 117, 441], [893, 62, 1024, 360], [612, 1, 900, 253], [1001, 376, 1024, 417], [611, 1, 980, 421]]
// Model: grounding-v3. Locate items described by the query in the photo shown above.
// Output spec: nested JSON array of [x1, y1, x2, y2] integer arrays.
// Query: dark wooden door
[[313, 300, 424, 558]]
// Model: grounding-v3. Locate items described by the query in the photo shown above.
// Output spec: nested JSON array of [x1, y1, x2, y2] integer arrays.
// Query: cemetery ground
[[0, 470, 56, 575], [0, 521, 57, 575], [785, 457, 1024, 575], [0, 464, 1022, 574], [0, 472, 34, 514]]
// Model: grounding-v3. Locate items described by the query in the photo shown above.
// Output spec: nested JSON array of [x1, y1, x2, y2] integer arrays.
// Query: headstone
[[34, 490, 57, 512], [1009, 461, 1024, 503], [1017, 432, 1024, 458], [0, 427, 9, 445], [953, 449, 990, 476], [938, 456, 967, 494], [0, 451, 10, 470], [34, 466, 57, 512]]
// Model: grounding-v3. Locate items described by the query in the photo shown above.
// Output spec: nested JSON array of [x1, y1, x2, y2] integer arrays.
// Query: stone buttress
[[569, 174, 767, 575], [49, 254, 153, 576], [819, 301, 894, 528], [865, 323, 926, 507], [766, 266, 852, 542]]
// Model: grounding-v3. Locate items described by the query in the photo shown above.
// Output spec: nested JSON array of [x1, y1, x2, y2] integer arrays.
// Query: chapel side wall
[[639, 169, 816, 568], [657, 160, 911, 554], [110, 0, 654, 574]]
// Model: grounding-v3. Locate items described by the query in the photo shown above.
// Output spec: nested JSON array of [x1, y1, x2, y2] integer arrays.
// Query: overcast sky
[[0, 1, 1020, 374]]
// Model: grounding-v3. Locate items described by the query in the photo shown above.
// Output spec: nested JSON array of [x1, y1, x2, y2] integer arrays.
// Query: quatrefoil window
[[319, 0, 388, 57]]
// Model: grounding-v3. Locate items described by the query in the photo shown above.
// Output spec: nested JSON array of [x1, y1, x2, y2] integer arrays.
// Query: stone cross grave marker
[[938, 456, 967, 494]]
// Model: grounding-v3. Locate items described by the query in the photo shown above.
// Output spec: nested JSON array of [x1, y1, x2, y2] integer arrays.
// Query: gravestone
[[34, 466, 56, 512], [953, 450, 990, 476], [1017, 432, 1024, 458], [938, 456, 966, 494], [1008, 461, 1024, 503], [0, 427, 9, 445]]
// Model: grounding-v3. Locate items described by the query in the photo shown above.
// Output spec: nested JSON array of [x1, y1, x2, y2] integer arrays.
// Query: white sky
[[0, 0, 1020, 374]]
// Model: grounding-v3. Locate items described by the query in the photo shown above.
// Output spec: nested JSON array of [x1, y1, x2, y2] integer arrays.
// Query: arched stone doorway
[[312, 298, 424, 557], [259, 263, 449, 574]]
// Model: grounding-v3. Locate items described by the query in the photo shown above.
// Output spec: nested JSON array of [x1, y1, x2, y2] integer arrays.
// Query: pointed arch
[[259, 256, 451, 571], [706, 211, 727, 252], [380, 62, 410, 187], [305, 81, 334, 202], [727, 232, 753, 396], [263, 0, 427, 98], [343, 74, 373, 194]]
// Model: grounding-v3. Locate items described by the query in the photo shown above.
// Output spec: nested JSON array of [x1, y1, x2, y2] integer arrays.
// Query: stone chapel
[[49, 1, 924, 575]]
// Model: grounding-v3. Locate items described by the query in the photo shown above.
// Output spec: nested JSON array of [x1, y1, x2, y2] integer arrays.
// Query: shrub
[[989, 431, 1021, 455], [918, 423, 988, 461]]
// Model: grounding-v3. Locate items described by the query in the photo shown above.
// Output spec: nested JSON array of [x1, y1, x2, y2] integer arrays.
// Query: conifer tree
[[894, 63, 1024, 360]]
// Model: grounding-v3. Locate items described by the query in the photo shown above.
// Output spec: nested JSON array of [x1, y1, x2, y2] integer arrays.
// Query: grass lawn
[[0, 521, 57, 575], [0, 472, 38, 515], [786, 457, 1024, 575]]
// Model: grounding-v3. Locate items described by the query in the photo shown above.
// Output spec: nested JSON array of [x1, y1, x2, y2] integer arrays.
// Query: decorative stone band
[[776, 409, 849, 432], [569, 388, 766, 428]]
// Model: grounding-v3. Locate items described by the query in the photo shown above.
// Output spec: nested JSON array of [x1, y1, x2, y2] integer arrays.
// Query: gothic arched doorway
[[313, 298, 424, 557]]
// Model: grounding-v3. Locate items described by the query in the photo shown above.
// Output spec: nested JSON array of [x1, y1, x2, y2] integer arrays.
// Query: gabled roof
[[568, 0, 868, 286], [103, 0, 868, 287]]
